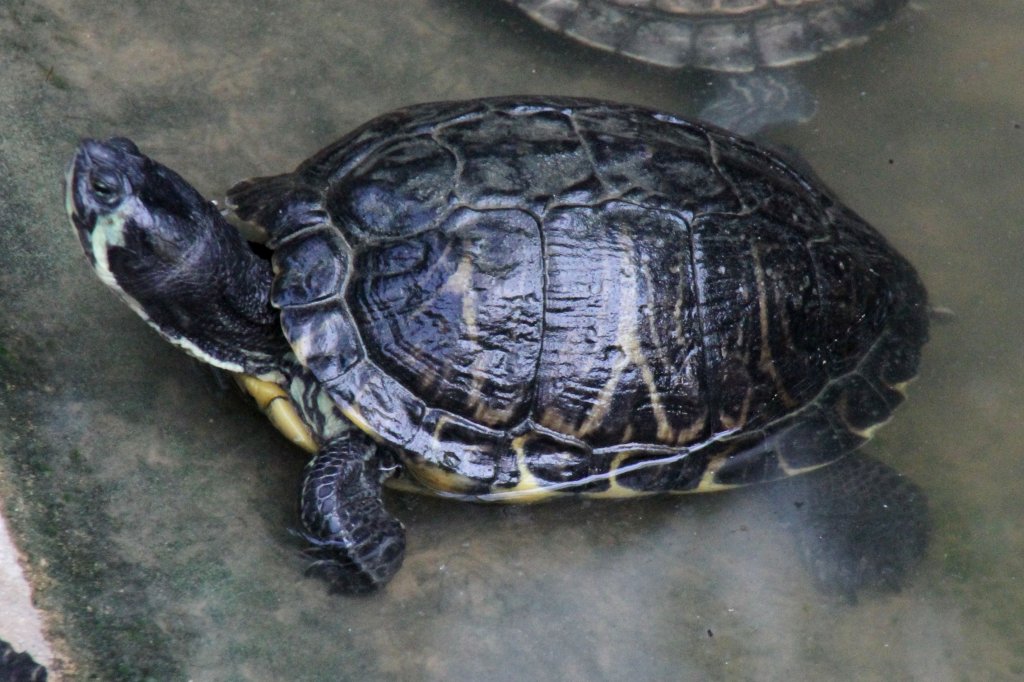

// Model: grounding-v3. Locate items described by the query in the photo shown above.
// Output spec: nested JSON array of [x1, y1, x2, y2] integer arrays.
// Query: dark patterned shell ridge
[[232, 96, 928, 498], [504, 0, 909, 71]]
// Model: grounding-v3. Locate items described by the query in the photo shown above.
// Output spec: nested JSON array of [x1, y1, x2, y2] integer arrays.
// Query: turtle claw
[[300, 531, 406, 595], [302, 555, 381, 596]]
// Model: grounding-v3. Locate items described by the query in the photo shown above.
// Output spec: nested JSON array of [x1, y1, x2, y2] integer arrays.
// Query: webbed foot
[[771, 452, 930, 600]]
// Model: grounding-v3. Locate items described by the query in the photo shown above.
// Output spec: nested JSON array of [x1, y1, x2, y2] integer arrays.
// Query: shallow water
[[1, 0, 1022, 679]]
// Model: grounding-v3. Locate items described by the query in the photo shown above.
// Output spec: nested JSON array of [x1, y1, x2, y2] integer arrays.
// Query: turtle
[[501, 0, 910, 133], [66, 96, 929, 595]]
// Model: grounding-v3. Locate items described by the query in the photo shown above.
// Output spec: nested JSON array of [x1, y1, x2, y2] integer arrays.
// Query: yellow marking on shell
[[694, 446, 835, 493], [834, 387, 899, 441], [849, 420, 888, 440], [395, 242, 460, 388], [291, 334, 309, 367], [777, 458, 833, 478], [890, 380, 910, 397], [638, 349, 673, 442], [428, 413, 457, 443], [471, 401, 520, 428], [508, 448, 557, 504], [234, 373, 317, 452], [406, 439, 482, 495], [592, 452, 644, 499], [719, 387, 753, 431], [464, 436, 559, 504], [396, 426, 747, 504], [670, 256, 688, 347], [418, 435, 566, 504], [405, 460, 480, 495], [416, 368, 439, 394], [574, 287, 630, 434], [374, 243, 516, 429], [404, 243, 455, 325], [620, 423, 635, 444], [540, 408, 582, 439], [290, 329, 317, 370], [576, 234, 674, 441], [637, 254, 705, 446], [445, 252, 521, 428], [694, 453, 741, 493], [584, 486, 648, 499], [357, 413, 484, 495], [447, 252, 478, 337], [751, 244, 796, 408], [694, 481, 738, 493], [670, 411, 708, 447]]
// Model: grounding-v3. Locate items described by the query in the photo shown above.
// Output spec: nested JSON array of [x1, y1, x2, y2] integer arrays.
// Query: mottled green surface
[[1, 0, 1022, 679]]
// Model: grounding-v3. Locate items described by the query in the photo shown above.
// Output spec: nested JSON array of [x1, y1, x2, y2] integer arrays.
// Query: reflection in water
[[0, 0, 1022, 679]]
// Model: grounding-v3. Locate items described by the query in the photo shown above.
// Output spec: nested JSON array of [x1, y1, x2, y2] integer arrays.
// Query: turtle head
[[67, 138, 217, 285], [66, 138, 287, 374]]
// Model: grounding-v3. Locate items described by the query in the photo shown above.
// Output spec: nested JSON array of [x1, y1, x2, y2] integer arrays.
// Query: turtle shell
[[504, 0, 909, 72], [228, 96, 927, 501]]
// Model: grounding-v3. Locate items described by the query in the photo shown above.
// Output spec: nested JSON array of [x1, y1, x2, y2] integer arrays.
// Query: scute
[[281, 302, 363, 382], [349, 207, 543, 429], [324, 358, 426, 446], [515, 429, 605, 489], [249, 96, 927, 497], [271, 227, 349, 308], [326, 135, 456, 239], [533, 201, 707, 447], [441, 107, 595, 209]]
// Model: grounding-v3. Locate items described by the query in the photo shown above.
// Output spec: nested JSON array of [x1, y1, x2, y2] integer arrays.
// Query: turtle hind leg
[[699, 71, 817, 136], [770, 451, 930, 600], [299, 433, 405, 594]]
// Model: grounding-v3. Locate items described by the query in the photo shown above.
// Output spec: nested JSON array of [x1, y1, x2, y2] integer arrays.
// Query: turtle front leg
[[299, 431, 405, 594]]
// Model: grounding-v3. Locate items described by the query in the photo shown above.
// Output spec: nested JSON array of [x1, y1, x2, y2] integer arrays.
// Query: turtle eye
[[88, 167, 125, 205]]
